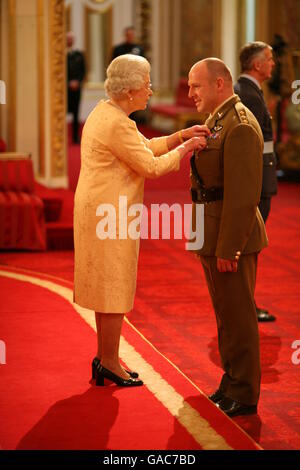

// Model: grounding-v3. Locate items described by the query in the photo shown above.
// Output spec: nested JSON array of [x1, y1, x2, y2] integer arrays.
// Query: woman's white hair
[[105, 54, 150, 99]]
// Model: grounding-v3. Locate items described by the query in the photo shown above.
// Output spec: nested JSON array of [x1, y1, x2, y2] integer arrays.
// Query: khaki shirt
[[190, 94, 268, 259]]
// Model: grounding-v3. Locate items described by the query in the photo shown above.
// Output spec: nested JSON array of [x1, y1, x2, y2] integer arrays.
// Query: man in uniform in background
[[111, 27, 146, 124], [67, 31, 86, 144], [112, 26, 144, 60], [188, 58, 268, 416], [235, 42, 277, 322]]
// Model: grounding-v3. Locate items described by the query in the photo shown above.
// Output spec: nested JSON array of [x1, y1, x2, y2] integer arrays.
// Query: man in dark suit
[[67, 31, 86, 144], [188, 58, 268, 416], [235, 42, 277, 322], [112, 27, 144, 60]]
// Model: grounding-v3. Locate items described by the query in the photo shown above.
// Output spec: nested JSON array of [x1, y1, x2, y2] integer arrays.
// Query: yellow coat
[[73, 100, 180, 313]]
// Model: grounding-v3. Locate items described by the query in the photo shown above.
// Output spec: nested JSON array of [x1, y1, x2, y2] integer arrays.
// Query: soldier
[[188, 58, 268, 416], [67, 31, 86, 144], [112, 27, 144, 60], [235, 41, 277, 322]]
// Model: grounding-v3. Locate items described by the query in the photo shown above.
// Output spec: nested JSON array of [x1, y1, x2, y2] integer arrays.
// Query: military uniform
[[190, 94, 268, 405], [67, 49, 86, 143], [112, 42, 144, 60]]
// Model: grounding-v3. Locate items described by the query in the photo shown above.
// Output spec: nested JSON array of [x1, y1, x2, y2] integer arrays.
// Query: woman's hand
[[181, 125, 211, 140], [177, 136, 207, 157], [167, 125, 210, 151]]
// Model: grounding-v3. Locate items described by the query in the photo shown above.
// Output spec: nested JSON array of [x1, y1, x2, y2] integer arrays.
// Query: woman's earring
[[129, 97, 133, 101]]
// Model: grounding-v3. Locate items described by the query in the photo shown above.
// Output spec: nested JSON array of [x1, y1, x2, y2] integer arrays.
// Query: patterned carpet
[[1, 181, 300, 449]]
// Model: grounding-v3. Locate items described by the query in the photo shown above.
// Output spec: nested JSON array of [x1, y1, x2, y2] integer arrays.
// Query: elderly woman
[[73, 54, 208, 387]]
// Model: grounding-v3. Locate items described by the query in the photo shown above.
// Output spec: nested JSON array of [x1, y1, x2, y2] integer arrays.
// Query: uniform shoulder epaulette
[[234, 101, 249, 124]]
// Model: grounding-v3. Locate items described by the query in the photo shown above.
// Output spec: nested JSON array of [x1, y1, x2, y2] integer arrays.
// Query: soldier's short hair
[[203, 58, 232, 83], [239, 41, 272, 72]]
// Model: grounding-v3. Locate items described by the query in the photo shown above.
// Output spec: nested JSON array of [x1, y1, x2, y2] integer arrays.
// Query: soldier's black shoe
[[256, 308, 276, 322], [217, 396, 257, 417], [208, 389, 225, 403]]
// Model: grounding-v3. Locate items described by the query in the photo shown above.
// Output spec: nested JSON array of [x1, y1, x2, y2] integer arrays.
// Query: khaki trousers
[[200, 253, 260, 405]]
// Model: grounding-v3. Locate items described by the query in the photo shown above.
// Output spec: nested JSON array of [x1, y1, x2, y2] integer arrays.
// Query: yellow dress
[[73, 100, 180, 313]]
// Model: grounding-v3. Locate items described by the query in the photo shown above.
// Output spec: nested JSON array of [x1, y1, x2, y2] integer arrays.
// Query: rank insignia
[[212, 125, 223, 132]]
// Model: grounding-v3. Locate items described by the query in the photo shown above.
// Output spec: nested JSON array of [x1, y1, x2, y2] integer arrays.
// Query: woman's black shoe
[[92, 357, 139, 380], [94, 364, 143, 387]]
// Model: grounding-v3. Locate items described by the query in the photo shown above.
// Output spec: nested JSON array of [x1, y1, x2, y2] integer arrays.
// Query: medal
[[207, 132, 221, 141], [207, 119, 223, 141]]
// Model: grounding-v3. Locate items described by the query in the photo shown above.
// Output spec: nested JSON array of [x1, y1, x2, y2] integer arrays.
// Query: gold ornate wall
[[37, 0, 45, 176], [0, 0, 67, 186], [268, 0, 300, 51], [179, 0, 300, 80], [135, 0, 152, 61], [254, 0, 300, 53], [8, 0, 16, 151], [179, 0, 221, 76], [49, 0, 66, 178]]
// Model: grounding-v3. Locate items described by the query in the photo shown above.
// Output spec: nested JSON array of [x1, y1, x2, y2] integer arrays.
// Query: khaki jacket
[[190, 94, 268, 259]]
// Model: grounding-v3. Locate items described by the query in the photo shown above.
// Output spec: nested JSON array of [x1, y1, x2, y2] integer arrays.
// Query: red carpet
[[1, 182, 300, 449], [0, 123, 299, 450], [138, 184, 300, 450], [0, 268, 258, 450]]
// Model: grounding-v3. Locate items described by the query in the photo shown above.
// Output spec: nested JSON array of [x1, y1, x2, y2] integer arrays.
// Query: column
[[0, 0, 68, 187], [220, 0, 238, 80]]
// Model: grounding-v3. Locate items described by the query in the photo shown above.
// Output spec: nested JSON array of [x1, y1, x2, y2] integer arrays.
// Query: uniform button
[[270, 162, 273, 165]]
